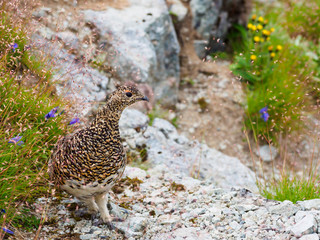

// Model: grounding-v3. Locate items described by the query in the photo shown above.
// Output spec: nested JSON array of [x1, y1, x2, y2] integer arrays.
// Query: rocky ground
[[22, 165, 320, 240]]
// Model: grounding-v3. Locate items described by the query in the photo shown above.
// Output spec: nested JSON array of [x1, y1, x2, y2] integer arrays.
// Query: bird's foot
[[108, 202, 130, 220], [93, 215, 122, 230]]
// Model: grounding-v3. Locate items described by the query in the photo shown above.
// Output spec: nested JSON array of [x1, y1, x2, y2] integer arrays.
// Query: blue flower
[[45, 107, 59, 120], [11, 43, 18, 52], [259, 106, 269, 122], [8, 135, 24, 146], [69, 117, 80, 125], [0, 209, 5, 215], [2, 227, 14, 235]]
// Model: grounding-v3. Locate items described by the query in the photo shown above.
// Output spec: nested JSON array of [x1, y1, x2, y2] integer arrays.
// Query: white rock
[[120, 109, 149, 130], [268, 200, 300, 217], [129, 217, 148, 232], [300, 233, 319, 240], [158, 215, 180, 225], [229, 220, 241, 231], [176, 176, 201, 192], [289, 214, 317, 237], [168, 0, 188, 21], [152, 118, 179, 139], [124, 166, 147, 180], [298, 199, 320, 210], [32, 7, 51, 18], [80, 234, 97, 240], [56, 31, 79, 50], [255, 145, 278, 162]]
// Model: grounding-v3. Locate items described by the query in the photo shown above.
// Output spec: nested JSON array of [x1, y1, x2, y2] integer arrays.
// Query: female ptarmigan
[[49, 85, 149, 225]]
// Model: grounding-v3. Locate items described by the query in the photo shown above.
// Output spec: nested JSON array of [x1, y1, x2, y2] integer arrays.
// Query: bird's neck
[[91, 102, 124, 130]]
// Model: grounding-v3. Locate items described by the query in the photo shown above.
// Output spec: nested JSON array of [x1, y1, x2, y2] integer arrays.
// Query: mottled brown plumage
[[49, 85, 148, 223]]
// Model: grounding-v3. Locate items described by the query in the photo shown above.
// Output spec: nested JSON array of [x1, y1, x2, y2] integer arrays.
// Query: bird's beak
[[140, 96, 149, 102]]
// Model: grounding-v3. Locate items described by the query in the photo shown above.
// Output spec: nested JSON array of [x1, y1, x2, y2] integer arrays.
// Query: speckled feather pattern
[[49, 86, 147, 203]]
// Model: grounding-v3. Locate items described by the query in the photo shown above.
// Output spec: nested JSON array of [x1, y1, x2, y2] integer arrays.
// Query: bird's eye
[[126, 92, 132, 97]]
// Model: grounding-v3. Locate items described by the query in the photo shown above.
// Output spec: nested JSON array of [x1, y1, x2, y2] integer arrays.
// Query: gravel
[[30, 166, 320, 239]]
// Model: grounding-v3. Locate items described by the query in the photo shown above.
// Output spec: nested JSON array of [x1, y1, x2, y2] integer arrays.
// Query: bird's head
[[108, 85, 149, 110]]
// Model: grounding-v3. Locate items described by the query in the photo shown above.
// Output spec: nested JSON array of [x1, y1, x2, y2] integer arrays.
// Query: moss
[[170, 182, 186, 192], [119, 202, 132, 210], [197, 97, 208, 112], [189, 218, 197, 224], [112, 177, 143, 194], [149, 210, 156, 216]]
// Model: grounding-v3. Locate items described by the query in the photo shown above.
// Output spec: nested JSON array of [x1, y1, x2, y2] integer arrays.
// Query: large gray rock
[[190, 0, 219, 40], [120, 109, 258, 192], [83, 0, 180, 105], [32, 34, 110, 116]]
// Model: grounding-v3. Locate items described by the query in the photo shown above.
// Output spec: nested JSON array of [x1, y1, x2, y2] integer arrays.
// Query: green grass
[[0, 8, 71, 232], [260, 171, 320, 203]]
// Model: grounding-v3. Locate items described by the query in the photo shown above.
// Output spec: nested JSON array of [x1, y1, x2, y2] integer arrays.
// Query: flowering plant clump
[[231, 13, 312, 142]]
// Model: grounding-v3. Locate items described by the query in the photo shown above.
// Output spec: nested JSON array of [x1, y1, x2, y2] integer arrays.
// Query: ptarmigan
[[49, 85, 149, 225]]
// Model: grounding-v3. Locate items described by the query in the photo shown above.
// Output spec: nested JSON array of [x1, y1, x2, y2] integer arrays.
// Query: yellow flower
[[250, 55, 257, 60], [257, 24, 263, 30], [251, 25, 257, 31], [270, 27, 275, 32], [267, 37, 270, 41], [262, 29, 270, 36], [268, 45, 273, 51], [260, 38, 265, 42], [270, 52, 276, 58], [276, 45, 283, 51], [264, 19, 268, 24], [252, 14, 257, 20], [254, 36, 260, 42], [258, 16, 264, 22], [247, 23, 253, 29]]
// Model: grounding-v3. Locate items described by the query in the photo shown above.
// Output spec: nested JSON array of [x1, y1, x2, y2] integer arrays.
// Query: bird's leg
[[82, 196, 99, 214], [95, 193, 112, 223]]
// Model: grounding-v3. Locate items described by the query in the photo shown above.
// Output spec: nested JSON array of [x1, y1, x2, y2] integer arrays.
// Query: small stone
[[300, 234, 319, 240], [268, 200, 300, 217], [129, 217, 148, 232], [80, 234, 97, 240], [255, 145, 278, 162], [289, 214, 317, 237], [57, 210, 67, 215], [229, 220, 241, 230], [234, 204, 259, 213], [158, 215, 180, 225], [124, 167, 147, 180]]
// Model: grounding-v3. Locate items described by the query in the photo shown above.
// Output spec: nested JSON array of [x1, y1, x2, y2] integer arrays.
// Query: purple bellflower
[[8, 135, 24, 146], [2, 227, 14, 235], [259, 106, 269, 122], [11, 43, 18, 52], [69, 117, 80, 125], [45, 107, 59, 120]]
